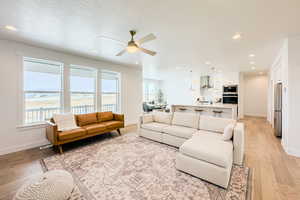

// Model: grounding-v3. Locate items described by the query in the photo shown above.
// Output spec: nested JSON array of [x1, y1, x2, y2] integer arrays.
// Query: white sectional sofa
[[138, 111, 245, 188]]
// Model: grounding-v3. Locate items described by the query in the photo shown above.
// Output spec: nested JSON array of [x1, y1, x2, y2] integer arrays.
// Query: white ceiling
[[0, 0, 300, 76]]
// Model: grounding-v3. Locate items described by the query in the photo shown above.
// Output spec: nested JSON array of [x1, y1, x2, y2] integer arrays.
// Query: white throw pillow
[[222, 123, 235, 141], [53, 113, 78, 131], [172, 112, 199, 129], [153, 112, 173, 124]]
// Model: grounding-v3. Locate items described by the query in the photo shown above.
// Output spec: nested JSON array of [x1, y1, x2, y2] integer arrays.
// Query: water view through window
[[24, 58, 62, 123]]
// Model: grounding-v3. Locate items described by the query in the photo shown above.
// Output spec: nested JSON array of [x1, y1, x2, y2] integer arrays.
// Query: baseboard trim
[[282, 143, 300, 158], [125, 123, 137, 128], [0, 139, 50, 156], [0, 124, 138, 156], [244, 115, 267, 118]]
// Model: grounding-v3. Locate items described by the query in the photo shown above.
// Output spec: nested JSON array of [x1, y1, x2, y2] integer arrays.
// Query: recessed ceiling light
[[232, 33, 242, 40], [249, 54, 255, 57], [251, 66, 256, 70], [135, 61, 139, 64], [205, 61, 211, 65], [5, 25, 18, 31], [250, 61, 255, 65]]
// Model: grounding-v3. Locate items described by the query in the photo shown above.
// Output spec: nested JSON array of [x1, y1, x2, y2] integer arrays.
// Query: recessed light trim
[[232, 32, 242, 40], [249, 54, 255, 57], [5, 25, 18, 31]]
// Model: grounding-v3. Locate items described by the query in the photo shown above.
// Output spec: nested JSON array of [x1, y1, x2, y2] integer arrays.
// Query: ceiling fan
[[116, 30, 157, 56]]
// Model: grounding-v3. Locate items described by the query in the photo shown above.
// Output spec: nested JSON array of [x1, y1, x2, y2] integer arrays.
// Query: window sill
[[17, 122, 48, 130]]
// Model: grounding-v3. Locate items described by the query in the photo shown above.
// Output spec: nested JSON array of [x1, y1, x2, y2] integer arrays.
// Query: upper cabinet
[[222, 72, 239, 85]]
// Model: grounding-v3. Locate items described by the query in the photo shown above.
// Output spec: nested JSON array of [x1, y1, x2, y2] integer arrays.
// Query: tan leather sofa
[[46, 111, 124, 153]]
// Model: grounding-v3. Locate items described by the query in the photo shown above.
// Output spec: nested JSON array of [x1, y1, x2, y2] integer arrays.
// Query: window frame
[[21, 56, 122, 127], [69, 65, 98, 114], [143, 79, 160, 102], [23, 57, 64, 125], [101, 70, 121, 113]]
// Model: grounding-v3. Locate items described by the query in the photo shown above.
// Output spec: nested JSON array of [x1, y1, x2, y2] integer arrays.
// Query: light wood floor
[[242, 117, 300, 200], [1, 118, 300, 200]]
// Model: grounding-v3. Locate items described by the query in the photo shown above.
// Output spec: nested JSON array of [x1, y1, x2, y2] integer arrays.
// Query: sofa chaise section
[[138, 112, 245, 188]]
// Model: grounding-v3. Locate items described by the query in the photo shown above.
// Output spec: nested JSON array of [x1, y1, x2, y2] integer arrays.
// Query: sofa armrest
[[138, 114, 153, 132], [233, 123, 245, 165], [46, 121, 58, 145], [113, 113, 124, 122]]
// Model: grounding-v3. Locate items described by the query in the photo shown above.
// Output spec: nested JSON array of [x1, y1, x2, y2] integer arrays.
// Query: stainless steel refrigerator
[[274, 83, 282, 137]]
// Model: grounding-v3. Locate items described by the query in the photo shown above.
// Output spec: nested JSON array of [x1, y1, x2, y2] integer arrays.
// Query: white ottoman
[[175, 134, 233, 188], [14, 170, 74, 200]]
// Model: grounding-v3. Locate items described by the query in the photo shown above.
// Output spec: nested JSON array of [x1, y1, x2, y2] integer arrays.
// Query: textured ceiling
[[0, 0, 299, 75]]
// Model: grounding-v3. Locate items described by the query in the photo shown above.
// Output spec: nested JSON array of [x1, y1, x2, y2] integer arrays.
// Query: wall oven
[[223, 85, 238, 93], [223, 85, 238, 104], [222, 94, 238, 104]]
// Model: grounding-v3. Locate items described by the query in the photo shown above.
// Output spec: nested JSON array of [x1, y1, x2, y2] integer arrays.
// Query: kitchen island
[[171, 104, 238, 119]]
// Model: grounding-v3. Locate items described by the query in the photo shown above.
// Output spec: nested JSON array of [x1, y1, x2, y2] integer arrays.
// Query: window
[[23, 58, 63, 124], [101, 71, 120, 112], [70, 66, 97, 114], [22, 57, 122, 124], [143, 79, 161, 102]]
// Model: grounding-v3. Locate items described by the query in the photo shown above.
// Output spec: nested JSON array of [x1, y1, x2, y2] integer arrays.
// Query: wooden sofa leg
[[58, 145, 63, 154], [117, 129, 121, 136]]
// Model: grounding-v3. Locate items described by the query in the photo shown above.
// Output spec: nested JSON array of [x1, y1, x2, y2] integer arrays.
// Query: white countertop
[[172, 104, 238, 109]]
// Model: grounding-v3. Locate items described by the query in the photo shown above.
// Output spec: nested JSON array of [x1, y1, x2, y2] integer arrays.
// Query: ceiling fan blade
[[137, 33, 156, 45], [116, 49, 127, 56], [96, 35, 127, 46], [139, 47, 157, 56]]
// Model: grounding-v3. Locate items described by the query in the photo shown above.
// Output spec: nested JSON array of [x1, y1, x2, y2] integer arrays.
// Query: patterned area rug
[[41, 133, 252, 200]]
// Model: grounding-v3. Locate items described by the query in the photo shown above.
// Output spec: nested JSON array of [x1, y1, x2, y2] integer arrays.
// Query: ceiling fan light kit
[[116, 30, 157, 56]]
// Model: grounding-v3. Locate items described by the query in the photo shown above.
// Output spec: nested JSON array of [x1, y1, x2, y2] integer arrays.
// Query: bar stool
[[212, 110, 223, 117]]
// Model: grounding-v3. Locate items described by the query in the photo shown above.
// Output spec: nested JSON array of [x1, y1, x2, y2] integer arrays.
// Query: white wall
[[286, 36, 300, 156], [0, 39, 143, 155], [268, 36, 300, 157], [243, 74, 269, 117], [161, 69, 199, 105], [238, 72, 245, 119]]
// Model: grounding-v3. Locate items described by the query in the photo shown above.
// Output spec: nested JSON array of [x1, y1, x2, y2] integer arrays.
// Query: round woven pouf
[[14, 170, 74, 200]]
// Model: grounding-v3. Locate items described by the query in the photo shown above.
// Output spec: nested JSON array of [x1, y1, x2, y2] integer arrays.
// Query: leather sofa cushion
[[162, 125, 197, 139], [82, 123, 107, 134], [199, 116, 236, 133], [180, 134, 233, 168], [58, 128, 86, 141], [98, 111, 114, 122], [102, 120, 124, 129], [76, 113, 98, 126], [141, 122, 170, 132], [172, 112, 199, 129]]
